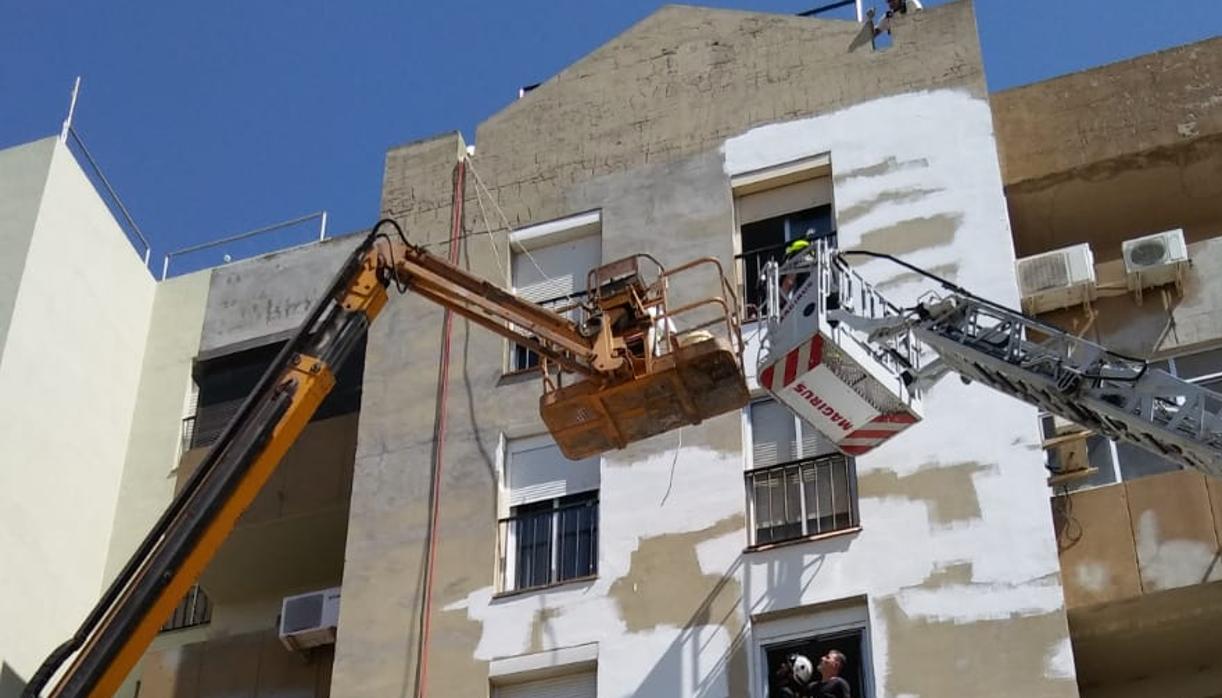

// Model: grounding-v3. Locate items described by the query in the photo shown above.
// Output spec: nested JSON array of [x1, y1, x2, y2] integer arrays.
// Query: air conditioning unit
[[1016, 244, 1097, 314], [279, 586, 340, 652], [1123, 228, 1188, 291]]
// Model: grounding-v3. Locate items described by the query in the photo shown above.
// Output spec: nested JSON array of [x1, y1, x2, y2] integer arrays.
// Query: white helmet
[[789, 653, 814, 684]]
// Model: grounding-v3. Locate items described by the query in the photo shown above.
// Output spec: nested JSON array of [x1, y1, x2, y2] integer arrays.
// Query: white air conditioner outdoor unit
[[1016, 244, 1097, 314], [1123, 228, 1188, 291], [279, 586, 340, 652]]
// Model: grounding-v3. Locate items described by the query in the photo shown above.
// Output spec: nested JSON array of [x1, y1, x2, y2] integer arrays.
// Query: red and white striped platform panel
[[759, 336, 823, 392], [838, 413, 919, 456]]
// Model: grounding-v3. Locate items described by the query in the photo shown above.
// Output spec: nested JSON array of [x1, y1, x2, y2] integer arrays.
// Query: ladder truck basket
[[759, 242, 922, 456]]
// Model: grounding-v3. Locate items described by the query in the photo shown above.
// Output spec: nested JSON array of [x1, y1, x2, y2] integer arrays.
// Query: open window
[[498, 435, 599, 593], [508, 212, 602, 372], [754, 601, 874, 698], [732, 156, 835, 318], [188, 336, 366, 450]]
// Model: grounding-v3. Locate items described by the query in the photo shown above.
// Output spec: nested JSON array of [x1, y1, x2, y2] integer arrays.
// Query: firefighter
[[774, 651, 852, 698], [779, 237, 814, 310]]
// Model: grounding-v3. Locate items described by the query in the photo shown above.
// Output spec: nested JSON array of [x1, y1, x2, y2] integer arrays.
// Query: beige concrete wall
[[1054, 471, 1222, 608], [103, 270, 212, 583], [135, 629, 333, 698], [993, 35, 1222, 187], [0, 139, 156, 687], [1040, 238, 1222, 364], [336, 3, 1078, 697], [0, 137, 54, 358], [994, 36, 1222, 261]]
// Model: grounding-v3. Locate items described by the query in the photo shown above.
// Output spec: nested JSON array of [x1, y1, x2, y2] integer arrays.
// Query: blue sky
[[2, 1, 1219, 275]]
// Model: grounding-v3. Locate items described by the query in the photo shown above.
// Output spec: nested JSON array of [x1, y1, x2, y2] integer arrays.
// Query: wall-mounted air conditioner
[[279, 586, 340, 652], [1123, 228, 1188, 291], [1016, 244, 1097, 314]]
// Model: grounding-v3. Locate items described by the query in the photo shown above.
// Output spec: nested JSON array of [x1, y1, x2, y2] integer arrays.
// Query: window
[[1045, 346, 1222, 491], [733, 162, 835, 317], [189, 336, 366, 449], [754, 601, 873, 698], [764, 628, 869, 698], [508, 213, 602, 372], [746, 399, 858, 547], [500, 435, 599, 593]]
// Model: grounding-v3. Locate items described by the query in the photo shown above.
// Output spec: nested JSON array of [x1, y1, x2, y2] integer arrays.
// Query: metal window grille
[[498, 494, 598, 592], [746, 454, 857, 546], [160, 585, 211, 632], [735, 207, 835, 318]]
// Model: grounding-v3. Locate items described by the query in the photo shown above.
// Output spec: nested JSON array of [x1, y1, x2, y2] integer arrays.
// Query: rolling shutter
[[507, 435, 600, 507], [512, 234, 601, 305], [494, 671, 596, 698]]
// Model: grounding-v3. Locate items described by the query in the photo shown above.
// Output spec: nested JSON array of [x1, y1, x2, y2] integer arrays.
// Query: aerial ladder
[[25, 219, 750, 698], [757, 239, 1222, 477]]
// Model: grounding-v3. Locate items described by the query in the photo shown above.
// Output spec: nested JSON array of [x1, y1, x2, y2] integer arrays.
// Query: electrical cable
[[468, 164, 507, 280], [837, 249, 1150, 381], [464, 156, 557, 289], [414, 159, 465, 698]]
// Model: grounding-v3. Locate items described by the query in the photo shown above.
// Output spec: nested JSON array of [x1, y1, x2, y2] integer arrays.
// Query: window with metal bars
[[498, 435, 600, 593], [500, 492, 599, 592], [746, 399, 858, 547]]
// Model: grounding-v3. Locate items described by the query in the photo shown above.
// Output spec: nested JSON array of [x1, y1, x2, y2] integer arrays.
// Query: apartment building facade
[[1, 2, 1219, 698]]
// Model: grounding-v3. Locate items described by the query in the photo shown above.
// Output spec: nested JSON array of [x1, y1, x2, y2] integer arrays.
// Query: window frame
[[504, 211, 602, 375], [752, 601, 875, 698], [743, 398, 860, 549], [730, 155, 835, 320], [497, 434, 601, 595]]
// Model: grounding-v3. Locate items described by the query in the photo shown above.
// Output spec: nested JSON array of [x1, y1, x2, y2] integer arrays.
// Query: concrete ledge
[[488, 642, 598, 683]]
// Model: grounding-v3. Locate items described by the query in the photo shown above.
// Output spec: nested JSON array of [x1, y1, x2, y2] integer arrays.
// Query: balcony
[[1051, 469, 1222, 694], [174, 413, 356, 606]]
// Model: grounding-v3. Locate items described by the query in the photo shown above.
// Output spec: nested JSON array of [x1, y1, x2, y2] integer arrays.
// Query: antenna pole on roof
[[60, 76, 81, 143]]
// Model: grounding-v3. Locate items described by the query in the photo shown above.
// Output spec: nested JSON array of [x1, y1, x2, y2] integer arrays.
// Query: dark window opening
[[739, 205, 835, 317], [766, 628, 867, 698], [505, 491, 598, 592], [189, 335, 366, 449], [508, 290, 588, 373]]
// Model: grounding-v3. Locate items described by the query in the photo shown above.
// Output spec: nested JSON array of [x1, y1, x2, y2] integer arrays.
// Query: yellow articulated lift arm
[[26, 219, 750, 697]]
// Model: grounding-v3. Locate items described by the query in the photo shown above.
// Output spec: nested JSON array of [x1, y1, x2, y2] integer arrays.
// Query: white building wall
[[0, 138, 157, 685]]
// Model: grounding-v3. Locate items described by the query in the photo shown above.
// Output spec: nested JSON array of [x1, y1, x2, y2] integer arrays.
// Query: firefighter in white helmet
[[774, 651, 851, 697]]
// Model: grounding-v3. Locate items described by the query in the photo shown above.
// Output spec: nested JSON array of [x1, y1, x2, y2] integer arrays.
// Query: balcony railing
[[161, 584, 211, 633], [496, 496, 598, 593], [746, 454, 857, 547]]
